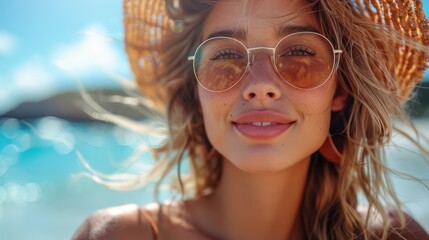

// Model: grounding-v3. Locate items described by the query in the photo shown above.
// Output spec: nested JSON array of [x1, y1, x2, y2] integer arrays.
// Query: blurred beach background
[[1, 1, 429, 239]]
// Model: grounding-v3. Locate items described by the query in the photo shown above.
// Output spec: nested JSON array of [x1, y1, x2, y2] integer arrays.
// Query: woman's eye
[[283, 45, 316, 56], [210, 49, 244, 60]]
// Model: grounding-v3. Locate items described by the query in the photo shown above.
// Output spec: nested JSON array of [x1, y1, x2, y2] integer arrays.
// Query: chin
[[225, 149, 310, 174]]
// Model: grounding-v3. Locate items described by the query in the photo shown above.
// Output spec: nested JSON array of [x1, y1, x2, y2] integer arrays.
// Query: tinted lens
[[194, 37, 248, 92], [275, 33, 335, 89]]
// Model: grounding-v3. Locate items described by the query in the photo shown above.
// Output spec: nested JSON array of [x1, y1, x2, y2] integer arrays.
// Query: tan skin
[[73, 203, 428, 240], [73, 0, 429, 239]]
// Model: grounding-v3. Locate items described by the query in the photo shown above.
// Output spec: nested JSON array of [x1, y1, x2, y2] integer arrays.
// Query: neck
[[200, 157, 310, 240]]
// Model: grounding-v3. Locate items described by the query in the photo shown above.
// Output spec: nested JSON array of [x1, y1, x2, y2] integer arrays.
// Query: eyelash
[[283, 46, 316, 56], [210, 49, 244, 60]]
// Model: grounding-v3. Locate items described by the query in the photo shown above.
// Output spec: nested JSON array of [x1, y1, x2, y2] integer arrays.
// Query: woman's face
[[198, 0, 346, 173]]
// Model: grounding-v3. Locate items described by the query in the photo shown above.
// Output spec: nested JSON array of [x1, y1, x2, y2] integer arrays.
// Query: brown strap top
[[142, 209, 159, 240]]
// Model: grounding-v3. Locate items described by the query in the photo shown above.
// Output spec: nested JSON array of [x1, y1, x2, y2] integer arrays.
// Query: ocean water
[[0, 117, 428, 239], [0, 117, 160, 240]]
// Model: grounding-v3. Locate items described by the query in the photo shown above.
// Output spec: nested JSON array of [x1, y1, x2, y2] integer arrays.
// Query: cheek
[[288, 84, 336, 139], [289, 83, 335, 115], [198, 88, 235, 157], [198, 87, 235, 129]]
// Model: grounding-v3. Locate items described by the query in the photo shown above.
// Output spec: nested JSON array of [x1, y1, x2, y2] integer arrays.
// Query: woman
[[73, 0, 429, 239]]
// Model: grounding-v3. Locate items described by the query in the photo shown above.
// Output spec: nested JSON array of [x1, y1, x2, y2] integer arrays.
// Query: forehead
[[202, 0, 320, 41]]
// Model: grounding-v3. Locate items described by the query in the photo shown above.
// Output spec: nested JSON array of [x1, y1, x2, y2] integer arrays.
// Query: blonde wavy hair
[[83, 0, 429, 239]]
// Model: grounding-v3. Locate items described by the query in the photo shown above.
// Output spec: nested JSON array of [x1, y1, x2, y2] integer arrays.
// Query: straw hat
[[123, 0, 429, 106]]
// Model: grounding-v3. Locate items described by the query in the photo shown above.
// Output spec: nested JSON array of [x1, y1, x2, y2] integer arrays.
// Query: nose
[[242, 55, 282, 101]]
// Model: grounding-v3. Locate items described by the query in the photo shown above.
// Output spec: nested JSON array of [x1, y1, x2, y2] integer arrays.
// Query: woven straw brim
[[352, 0, 429, 97], [123, 0, 429, 104], [123, 0, 171, 106]]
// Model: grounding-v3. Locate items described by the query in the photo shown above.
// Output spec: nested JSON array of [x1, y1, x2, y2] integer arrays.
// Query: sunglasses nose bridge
[[248, 47, 276, 66]]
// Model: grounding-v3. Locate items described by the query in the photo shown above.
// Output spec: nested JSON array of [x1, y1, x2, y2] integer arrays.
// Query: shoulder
[[365, 209, 429, 240], [71, 203, 160, 240], [384, 211, 429, 240]]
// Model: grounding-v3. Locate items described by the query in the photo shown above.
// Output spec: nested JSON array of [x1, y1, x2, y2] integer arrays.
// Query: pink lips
[[232, 110, 294, 140]]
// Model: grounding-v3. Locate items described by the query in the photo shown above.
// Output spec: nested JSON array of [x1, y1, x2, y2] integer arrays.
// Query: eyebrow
[[205, 24, 321, 40], [275, 24, 321, 37], [206, 28, 247, 40]]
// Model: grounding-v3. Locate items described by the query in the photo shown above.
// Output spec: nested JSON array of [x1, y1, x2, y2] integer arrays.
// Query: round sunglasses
[[188, 32, 342, 92]]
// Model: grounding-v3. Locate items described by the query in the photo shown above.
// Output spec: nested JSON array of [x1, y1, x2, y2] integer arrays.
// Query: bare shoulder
[[358, 206, 428, 239], [71, 203, 160, 240], [385, 211, 429, 240]]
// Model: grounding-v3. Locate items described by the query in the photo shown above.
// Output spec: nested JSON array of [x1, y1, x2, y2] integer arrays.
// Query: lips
[[232, 110, 295, 139]]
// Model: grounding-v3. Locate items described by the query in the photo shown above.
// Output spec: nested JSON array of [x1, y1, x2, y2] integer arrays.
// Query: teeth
[[251, 122, 277, 126]]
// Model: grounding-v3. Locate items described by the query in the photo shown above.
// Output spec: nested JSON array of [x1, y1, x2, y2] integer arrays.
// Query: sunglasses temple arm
[[334, 50, 343, 71]]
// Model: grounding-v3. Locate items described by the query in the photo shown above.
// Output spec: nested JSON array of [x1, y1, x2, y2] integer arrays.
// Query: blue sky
[[0, 1, 428, 114], [0, 0, 129, 114]]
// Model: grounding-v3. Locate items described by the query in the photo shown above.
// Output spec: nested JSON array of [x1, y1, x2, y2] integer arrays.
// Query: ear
[[331, 85, 349, 112]]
